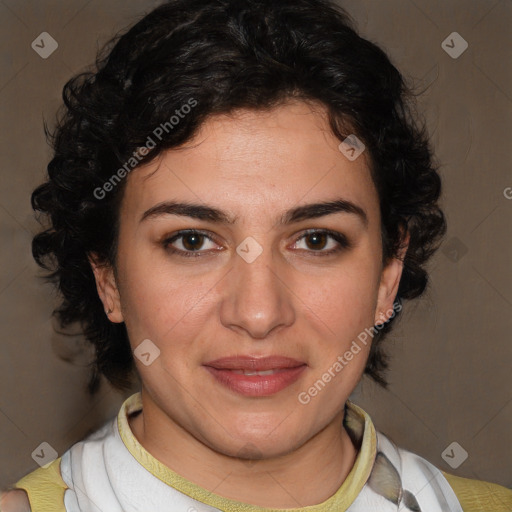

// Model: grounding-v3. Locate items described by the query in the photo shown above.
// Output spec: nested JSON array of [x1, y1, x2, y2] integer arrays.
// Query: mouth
[[203, 356, 307, 397]]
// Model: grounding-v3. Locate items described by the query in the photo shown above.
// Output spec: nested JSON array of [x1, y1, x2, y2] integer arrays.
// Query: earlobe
[[88, 253, 124, 323]]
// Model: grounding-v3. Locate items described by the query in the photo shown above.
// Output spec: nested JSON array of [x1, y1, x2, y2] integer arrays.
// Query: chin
[[215, 423, 305, 460]]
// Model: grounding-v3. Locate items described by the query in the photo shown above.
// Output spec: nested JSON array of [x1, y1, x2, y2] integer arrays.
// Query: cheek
[[118, 249, 217, 351], [297, 258, 381, 337]]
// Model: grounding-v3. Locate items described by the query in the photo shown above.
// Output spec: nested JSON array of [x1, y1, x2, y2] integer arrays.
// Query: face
[[91, 101, 404, 459]]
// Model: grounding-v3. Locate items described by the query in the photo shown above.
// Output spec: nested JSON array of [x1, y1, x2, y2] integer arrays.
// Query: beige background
[[1, 0, 511, 492]]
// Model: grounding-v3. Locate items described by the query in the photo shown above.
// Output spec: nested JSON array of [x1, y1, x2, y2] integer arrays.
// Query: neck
[[128, 395, 358, 508]]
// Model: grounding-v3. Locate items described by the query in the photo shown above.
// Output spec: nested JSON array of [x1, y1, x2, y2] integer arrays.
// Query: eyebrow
[[140, 199, 368, 227]]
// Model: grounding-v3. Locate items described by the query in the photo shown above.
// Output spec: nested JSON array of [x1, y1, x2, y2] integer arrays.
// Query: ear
[[374, 230, 409, 325], [88, 253, 124, 323]]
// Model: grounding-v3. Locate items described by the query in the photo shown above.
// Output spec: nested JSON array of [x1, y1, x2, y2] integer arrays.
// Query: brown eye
[[292, 229, 351, 256], [181, 233, 205, 251], [304, 232, 329, 250], [162, 230, 220, 258]]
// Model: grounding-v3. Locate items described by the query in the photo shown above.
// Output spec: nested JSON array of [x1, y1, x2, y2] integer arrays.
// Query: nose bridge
[[238, 245, 279, 295], [220, 241, 295, 338]]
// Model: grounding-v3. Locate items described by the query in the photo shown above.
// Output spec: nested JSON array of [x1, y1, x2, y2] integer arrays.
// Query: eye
[[291, 229, 351, 256], [162, 230, 221, 257]]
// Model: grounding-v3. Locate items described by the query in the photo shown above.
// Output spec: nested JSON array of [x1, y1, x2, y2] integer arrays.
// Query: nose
[[219, 244, 295, 339]]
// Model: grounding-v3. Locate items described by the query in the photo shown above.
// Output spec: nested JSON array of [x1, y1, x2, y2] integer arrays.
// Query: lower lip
[[204, 365, 307, 397]]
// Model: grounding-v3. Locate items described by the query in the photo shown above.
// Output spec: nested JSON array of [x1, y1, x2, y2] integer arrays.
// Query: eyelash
[[161, 229, 351, 258]]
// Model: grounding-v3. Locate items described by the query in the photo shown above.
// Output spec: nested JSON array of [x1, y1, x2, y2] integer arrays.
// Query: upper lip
[[203, 356, 306, 371]]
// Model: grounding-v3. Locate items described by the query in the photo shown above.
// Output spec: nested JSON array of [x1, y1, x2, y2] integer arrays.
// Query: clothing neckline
[[117, 392, 377, 512]]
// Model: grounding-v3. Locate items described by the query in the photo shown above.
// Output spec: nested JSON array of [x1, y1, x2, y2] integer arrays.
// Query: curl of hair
[[31, 0, 446, 394]]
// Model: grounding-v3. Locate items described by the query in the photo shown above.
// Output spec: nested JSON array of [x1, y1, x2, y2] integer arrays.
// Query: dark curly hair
[[31, 0, 446, 395]]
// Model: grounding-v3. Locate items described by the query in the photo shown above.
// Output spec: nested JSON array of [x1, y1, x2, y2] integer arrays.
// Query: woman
[[2, 0, 511, 510]]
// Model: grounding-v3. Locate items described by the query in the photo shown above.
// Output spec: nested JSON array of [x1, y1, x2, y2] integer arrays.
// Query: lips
[[203, 356, 307, 397]]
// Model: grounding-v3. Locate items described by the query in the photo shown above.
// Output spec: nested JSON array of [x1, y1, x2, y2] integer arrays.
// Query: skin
[[0, 490, 31, 512], [89, 100, 407, 508]]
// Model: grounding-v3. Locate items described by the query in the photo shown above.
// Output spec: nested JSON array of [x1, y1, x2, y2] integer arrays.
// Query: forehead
[[120, 101, 378, 224]]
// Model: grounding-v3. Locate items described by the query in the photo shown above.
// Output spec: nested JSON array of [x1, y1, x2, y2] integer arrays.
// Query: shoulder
[[0, 489, 31, 512], [374, 430, 511, 511], [442, 471, 512, 512], [2, 457, 67, 512]]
